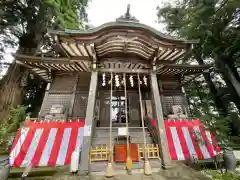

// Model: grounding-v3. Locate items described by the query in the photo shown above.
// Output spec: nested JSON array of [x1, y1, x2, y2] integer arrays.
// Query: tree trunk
[[216, 60, 240, 111], [193, 52, 228, 115], [225, 60, 240, 83], [0, 62, 27, 121]]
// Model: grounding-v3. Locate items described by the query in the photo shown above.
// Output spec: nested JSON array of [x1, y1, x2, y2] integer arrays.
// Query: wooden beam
[[16, 60, 51, 82], [99, 57, 150, 65], [15, 54, 91, 63], [71, 56, 91, 61], [150, 47, 161, 66], [155, 60, 174, 65], [163, 64, 211, 69], [54, 35, 71, 58], [24, 62, 49, 70], [97, 68, 150, 74], [90, 43, 97, 63]]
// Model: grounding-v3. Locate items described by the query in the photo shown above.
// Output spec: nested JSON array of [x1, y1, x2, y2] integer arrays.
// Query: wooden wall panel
[[72, 72, 91, 118], [50, 74, 76, 93], [76, 72, 91, 91], [39, 72, 91, 119], [162, 95, 185, 115], [72, 91, 89, 119], [39, 94, 72, 117]]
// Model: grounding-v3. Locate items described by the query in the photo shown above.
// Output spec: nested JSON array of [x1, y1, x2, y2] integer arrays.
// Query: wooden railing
[[138, 144, 160, 160], [89, 144, 109, 162], [89, 143, 160, 162]]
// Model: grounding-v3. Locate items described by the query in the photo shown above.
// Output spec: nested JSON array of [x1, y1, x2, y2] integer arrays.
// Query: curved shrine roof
[[15, 6, 209, 83], [48, 20, 197, 66]]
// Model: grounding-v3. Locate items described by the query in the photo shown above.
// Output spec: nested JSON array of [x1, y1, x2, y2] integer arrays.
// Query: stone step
[[91, 138, 153, 146], [94, 128, 151, 135], [93, 132, 152, 138], [92, 127, 154, 145], [90, 159, 162, 172]]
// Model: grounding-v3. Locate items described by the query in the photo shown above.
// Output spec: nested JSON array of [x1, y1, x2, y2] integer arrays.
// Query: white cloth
[[70, 151, 80, 172]]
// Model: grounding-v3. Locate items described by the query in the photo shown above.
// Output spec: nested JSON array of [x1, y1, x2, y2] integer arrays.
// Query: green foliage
[[185, 79, 236, 140], [44, 0, 89, 29], [0, 0, 89, 61], [0, 0, 89, 121], [203, 169, 240, 180], [213, 172, 240, 180], [157, 0, 240, 138], [0, 105, 27, 145]]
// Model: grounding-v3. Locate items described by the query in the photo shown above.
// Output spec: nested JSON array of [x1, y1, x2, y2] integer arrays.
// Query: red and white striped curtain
[[10, 121, 85, 167], [9, 119, 221, 167], [152, 119, 221, 160]]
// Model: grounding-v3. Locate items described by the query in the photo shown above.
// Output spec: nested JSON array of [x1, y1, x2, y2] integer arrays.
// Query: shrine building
[[10, 6, 219, 175]]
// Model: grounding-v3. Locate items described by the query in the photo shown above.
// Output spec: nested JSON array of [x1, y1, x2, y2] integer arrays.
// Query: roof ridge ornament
[[116, 4, 139, 23]]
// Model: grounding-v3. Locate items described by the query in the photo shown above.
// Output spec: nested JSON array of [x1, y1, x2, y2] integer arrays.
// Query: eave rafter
[[16, 52, 211, 82], [157, 64, 210, 76], [15, 54, 91, 79], [16, 60, 52, 82], [54, 35, 70, 58]]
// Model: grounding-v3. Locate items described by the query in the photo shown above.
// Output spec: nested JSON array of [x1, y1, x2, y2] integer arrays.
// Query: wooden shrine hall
[[11, 6, 218, 175]]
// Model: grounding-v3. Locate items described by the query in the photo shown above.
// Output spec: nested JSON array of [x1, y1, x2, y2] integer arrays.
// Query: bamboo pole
[[123, 73, 132, 173], [137, 73, 152, 175], [106, 72, 114, 177]]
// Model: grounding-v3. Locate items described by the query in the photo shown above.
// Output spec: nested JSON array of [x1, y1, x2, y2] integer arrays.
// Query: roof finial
[[126, 4, 130, 17], [116, 4, 139, 23]]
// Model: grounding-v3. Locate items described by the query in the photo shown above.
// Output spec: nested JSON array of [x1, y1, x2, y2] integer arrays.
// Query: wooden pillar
[[158, 80, 166, 117], [68, 75, 78, 117], [150, 72, 172, 168], [38, 83, 51, 118], [79, 71, 98, 174], [181, 86, 189, 117]]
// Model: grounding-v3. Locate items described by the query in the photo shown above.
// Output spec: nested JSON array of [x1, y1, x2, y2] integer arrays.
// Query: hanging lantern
[[129, 75, 134, 87], [115, 74, 120, 87], [143, 75, 147, 86], [102, 73, 106, 86]]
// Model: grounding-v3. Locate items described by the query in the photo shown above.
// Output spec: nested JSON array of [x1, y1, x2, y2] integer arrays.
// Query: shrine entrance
[[97, 73, 150, 128], [96, 72, 151, 163]]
